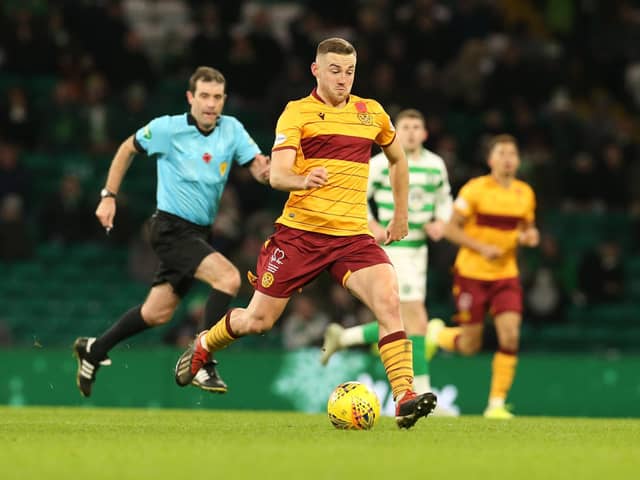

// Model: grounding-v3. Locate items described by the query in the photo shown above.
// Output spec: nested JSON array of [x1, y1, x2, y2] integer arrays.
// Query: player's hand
[[384, 215, 408, 245], [518, 227, 540, 247], [96, 198, 116, 232], [369, 221, 387, 244], [254, 154, 271, 184], [303, 167, 328, 189], [478, 243, 503, 260], [424, 220, 446, 242]]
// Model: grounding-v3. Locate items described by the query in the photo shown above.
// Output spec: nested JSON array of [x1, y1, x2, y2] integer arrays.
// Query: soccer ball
[[327, 381, 381, 430]]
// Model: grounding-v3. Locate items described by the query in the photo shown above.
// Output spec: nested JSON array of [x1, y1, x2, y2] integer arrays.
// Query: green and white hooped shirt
[[367, 148, 452, 249]]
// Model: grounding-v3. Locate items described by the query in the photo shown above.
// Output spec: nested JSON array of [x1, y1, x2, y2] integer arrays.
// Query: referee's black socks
[[203, 289, 234, 330], [90, 305, 149, 361]]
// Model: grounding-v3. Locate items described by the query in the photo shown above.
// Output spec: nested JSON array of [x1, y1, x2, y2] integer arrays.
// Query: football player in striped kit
[[428, 134, 539, 419], [175, 38, 437, 429]]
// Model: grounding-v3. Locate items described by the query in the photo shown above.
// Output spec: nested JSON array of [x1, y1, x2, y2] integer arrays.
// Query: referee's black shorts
[[149, 210, 215, 297]]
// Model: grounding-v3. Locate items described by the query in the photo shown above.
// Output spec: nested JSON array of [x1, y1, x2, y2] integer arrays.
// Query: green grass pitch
[[1, 407, 638, 480]]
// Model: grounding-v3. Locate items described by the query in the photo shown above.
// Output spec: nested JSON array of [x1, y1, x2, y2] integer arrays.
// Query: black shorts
[[149, 210, 214, 297]]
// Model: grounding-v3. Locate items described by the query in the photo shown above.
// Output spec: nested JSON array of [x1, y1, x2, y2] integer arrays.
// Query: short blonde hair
[[317, 38, 356, 56], [395, 109, 425, 126]]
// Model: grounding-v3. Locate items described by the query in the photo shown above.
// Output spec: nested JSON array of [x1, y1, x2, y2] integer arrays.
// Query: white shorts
[[384, 245, 428, 302]]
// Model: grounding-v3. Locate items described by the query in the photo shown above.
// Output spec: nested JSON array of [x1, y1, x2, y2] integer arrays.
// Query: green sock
[[409, 335, 428, 376], [362, 322, 379, 344]]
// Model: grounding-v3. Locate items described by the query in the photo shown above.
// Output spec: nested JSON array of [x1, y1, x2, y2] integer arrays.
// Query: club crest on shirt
[[202, 152, 212, 164], [358, 113, 373, 125], [261, 272, 274, 288], [355, 101, 373, 125], [219, 161, 228, 176]]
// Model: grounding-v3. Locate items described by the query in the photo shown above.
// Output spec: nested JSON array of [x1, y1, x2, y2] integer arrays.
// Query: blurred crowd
[[1, 0, 640, 347]]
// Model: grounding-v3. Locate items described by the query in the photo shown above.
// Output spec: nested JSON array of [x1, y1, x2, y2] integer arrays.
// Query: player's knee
[[458, 335, 482, 355], [216, 265, 241, 295], [375, 290, 400, 318], [245, 312, 277, 335], [142, 306, 174, 326], [500, 331, 520, 351], [227, 267, 241, 295]]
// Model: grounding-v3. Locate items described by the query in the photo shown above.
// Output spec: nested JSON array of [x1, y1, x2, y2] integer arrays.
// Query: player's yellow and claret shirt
[[272, 89, 396, 236], [453, 175, 536, 280]]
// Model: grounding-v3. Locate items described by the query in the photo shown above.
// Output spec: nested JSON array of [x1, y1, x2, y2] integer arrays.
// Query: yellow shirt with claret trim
[[453, 175, 536, 280], [272, 90, 396, 236]]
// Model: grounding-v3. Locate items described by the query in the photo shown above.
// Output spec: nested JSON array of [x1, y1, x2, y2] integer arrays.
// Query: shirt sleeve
[[434, 157, 453, 222], [134, 116, 171, 157], [366, 153, 386, 220], [272, 102, 302, 152], [525, 185, 536, 224], [373, 103, 396, 147], [232, 118, 261, 166], [367, 153, 385, 200], [453, 180, 477, 218]]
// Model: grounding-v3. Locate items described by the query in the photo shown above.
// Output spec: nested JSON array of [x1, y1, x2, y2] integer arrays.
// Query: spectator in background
[[327, 285, 360, 329], [523, 234, 568, 325], [44, 79, 87, 152], [108, 30, 155, 92], [188, 3, 230, 73], [266, 58, 311, 125], [246, 6, 284, 88], [599, 142, 629, 211], [110, 84, 151, 142], [562, 152, 602, 212], [84, 72, 113, 155], [164, 296, 206, 349], [0, 86, 37, 148], [632, 200, 640, 254], [40, 172, 93, 245], [577, 238, 625, 304], [0, 194, 33, 261], [127, 218, 158, 285], [0, 142, 30, 204], [3, 8, 54, 74], [210, 186, 242, 254], [282, 295, 330, 350], [226, 33, 263, 102]]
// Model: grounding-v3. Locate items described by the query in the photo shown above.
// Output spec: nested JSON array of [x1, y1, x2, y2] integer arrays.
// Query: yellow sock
[[378, 331, 413, 400], [438, 326, 462, 352], [489, 350, 518, 402], [204, 310, 240, 353]]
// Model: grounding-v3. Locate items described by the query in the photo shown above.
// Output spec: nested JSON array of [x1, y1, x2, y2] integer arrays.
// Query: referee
[[73, 66, 270, 397]]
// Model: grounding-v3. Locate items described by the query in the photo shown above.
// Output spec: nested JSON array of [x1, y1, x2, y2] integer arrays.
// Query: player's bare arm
[[381, 136, 409, 244], [249, 153, 271, 185], [96, 135, 138, 230], [269, 147, 328, 191], [518, 223, 540, 247], [444, 211, 503, 260]]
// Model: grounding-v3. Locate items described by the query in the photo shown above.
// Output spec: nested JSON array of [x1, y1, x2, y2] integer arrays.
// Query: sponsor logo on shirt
[[274, 133, 286, 147]]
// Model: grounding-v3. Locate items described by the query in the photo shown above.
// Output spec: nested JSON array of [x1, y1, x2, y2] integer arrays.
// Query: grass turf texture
[[1, 407, 638, 480]]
